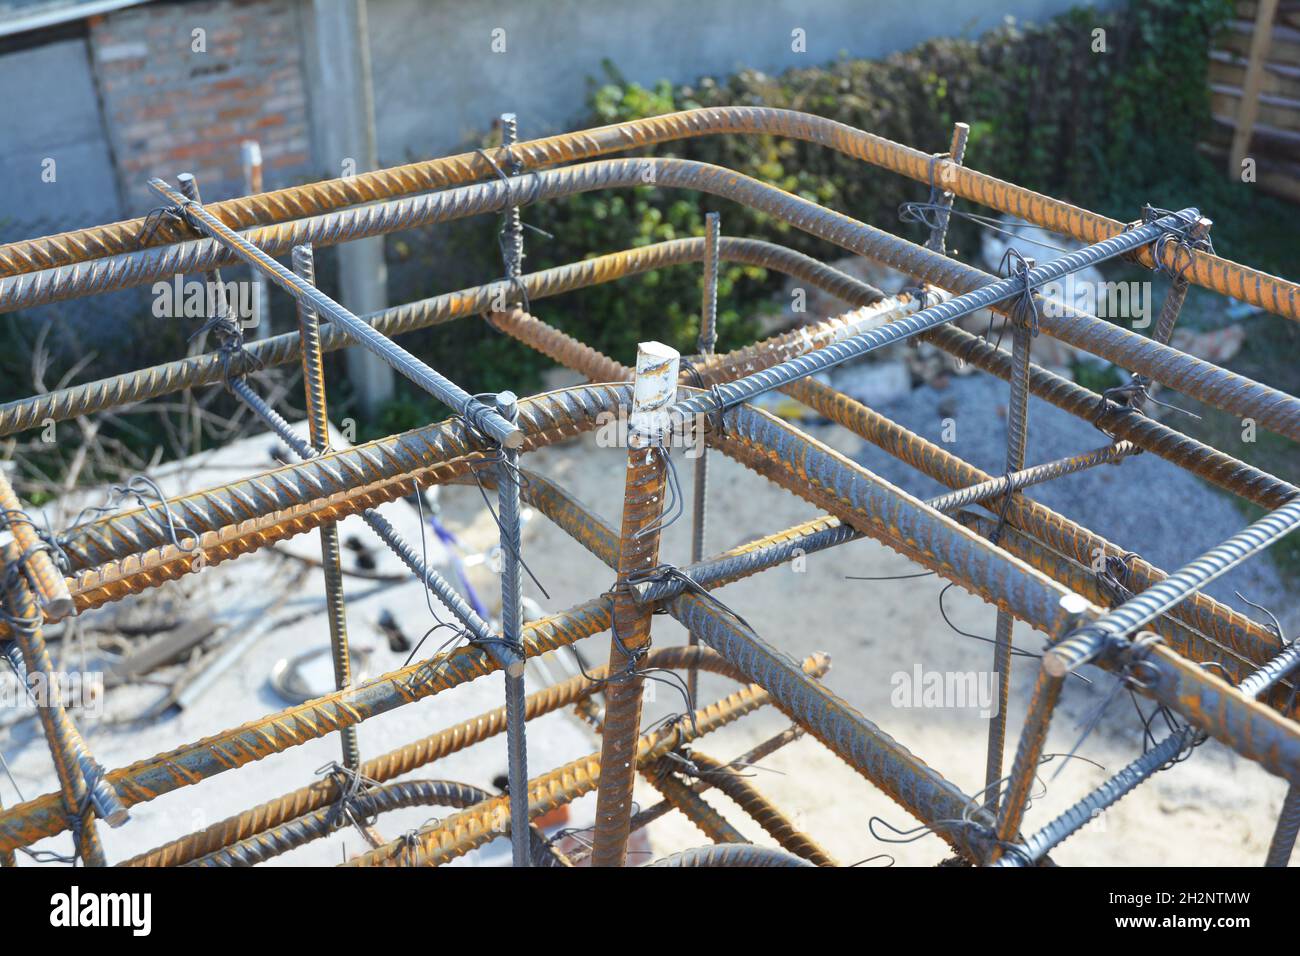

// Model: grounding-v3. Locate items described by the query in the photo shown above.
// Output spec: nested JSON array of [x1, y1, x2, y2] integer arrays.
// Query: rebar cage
[[0, 106, 1298, 868]]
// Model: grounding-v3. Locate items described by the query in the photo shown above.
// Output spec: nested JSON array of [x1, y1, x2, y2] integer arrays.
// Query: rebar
[[590, 342, 680, 867], [2, 104, 1297, 872]]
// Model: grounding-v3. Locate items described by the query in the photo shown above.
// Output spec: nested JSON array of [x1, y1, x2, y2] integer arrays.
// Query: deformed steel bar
[[5, 107, 1293, 323], [566, 726, 807, 865], [689, 211, 722, 706], [925, 442, 1138, 514], [1265, 787, 1300, 867], [926, 121, 970, 254], [686, 749, 837, 866], [0, 471, 74, 619], [646, 843, 816, 867], [957, 513, 1297, 714], [709, 402, 1102, 639], [189, 779, 565, 867], [120, 645, 745, 867], [0, 236, 883, 437], [779, 374, 1291, 672], [670, 590, 997, 863], [147, 177, 522, 449], [343, 654, 829, 867], [10, 161, 1291, 448], [672, 206, 1198, 420], [224, 374, 505, 652], [1046, 498, 1300, 676], [289, 241, 359, 771], [993, 726, 1196, 867], [55, 384, 628, 572], [646, 760, 748, 845], [993, 666, 1065, 861], [591, 342, 680, 867], [494, 390, 531, 867], [0, 595, 616, 854], [986, 304, 1035, 813]]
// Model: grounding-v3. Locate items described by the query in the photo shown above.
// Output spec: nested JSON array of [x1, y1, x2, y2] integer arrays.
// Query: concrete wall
[[364, 0, 1112, 164], [0, 35, 120, 238]]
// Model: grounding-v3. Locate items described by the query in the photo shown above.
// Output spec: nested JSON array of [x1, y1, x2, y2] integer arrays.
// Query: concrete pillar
[[307, 0, 394, 415]]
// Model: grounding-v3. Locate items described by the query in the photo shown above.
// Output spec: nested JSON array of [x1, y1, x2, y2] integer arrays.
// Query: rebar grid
[[0, 106, 1297, 870]]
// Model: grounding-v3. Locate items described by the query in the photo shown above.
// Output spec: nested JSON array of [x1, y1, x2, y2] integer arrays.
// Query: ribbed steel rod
[[0, 237, 879, 437], [225, 374, 507, 653], [288, 242, 359, 771], [672, 208, 1197, 420], [120, 645, 744, 867], [55, 384, 627, 572], [10, 164, 1290, 447], [189, 779, 566, 868], [147, 178, 522, 449], [494, 391, 531, 867], [926, 121, 970, 254], [647, 761, 748, 845], [1046, 497, 1300, 676], [688, 212, 722, 706], [686, 749, 837, 865], [343, 658, 829, 867], [1265, 787, 1300, 867], [993, 727, 1195, 867], [5, 108, 1292, 323], [591, 342, 680, 867], [646, 843, 816, 867], [986, 300, 1035, 814]]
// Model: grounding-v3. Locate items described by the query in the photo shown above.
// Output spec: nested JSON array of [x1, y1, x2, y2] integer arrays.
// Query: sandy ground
[[1, 410, 1291, 867]]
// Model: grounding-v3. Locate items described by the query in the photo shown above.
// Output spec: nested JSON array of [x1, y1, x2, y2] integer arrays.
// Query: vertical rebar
[[1265, 786, 1300, 867], [495, 390, 531, 867], [992, 664, 1064, 860], [591, 341, 680, 867], [1135, 216, 1212, 414], [926, 121, 970, 255], [985, 271, 1033, 813], [501, 113, 525, 286], [292, 242, 360, 771], [688, 212, 721, 705], [2, 543, 112, 865], [1237, 629, 1300, 867]]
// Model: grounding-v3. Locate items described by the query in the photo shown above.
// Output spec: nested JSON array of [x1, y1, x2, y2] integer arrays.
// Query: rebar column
[[688, 211, 721, 705], [985, 263, 1035, 813], [292, 242, 359, 770], [590, 341, 681, 867], [495, 390, 531, 867]]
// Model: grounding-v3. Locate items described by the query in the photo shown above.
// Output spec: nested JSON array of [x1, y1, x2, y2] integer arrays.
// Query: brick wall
[[89, 0, 312, 213]]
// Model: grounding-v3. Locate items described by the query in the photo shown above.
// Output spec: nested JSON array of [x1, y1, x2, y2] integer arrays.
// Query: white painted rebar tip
[[630, 341, 680, 443]]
